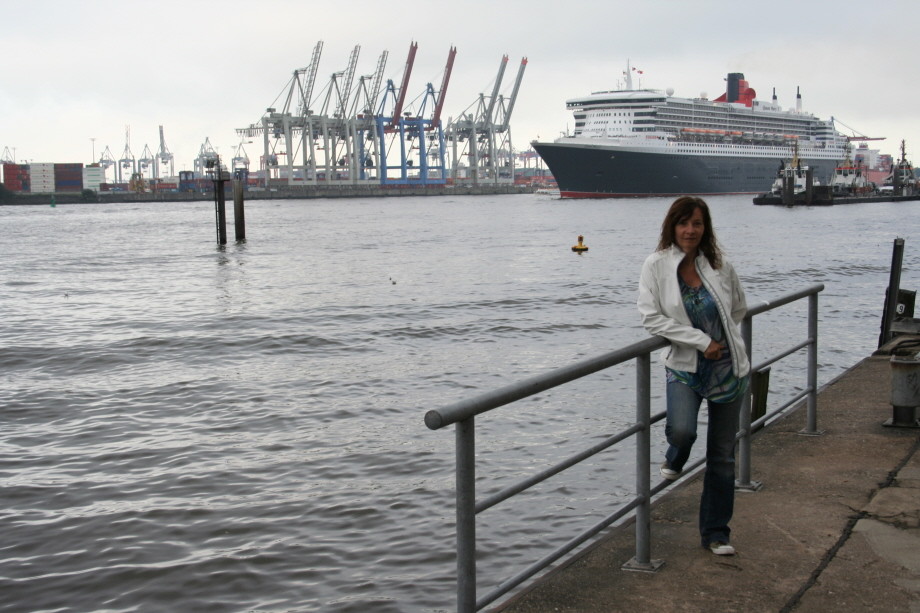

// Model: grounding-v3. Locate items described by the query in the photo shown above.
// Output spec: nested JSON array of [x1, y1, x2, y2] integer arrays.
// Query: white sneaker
[[660, 463, 681, 481], [708, 541, 736, 556]]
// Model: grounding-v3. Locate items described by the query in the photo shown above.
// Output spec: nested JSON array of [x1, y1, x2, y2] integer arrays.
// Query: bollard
[[887, 355, 920, 428]]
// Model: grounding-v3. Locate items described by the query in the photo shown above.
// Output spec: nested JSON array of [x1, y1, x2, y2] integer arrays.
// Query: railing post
[[736, 317, 761, 490], [456, 417, 476, 612], [622, 352, 663, 571], [801, 292, 824, 436]]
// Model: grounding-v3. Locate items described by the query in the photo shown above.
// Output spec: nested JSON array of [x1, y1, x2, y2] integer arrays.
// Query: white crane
[[157, 126, 175, 178], [194, 137, 220, 177], [138, 144, 156, 178], [118, 126, 136, 183]]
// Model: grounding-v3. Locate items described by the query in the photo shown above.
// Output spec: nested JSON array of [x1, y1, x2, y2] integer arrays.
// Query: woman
[[637, 196, 750, 556]]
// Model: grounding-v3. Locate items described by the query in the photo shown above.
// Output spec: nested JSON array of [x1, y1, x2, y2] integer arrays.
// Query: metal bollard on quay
[[888, 353, 920, 428]]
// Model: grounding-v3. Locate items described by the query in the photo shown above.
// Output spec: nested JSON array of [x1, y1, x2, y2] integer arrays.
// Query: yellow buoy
[[571, 235, 588, 252]]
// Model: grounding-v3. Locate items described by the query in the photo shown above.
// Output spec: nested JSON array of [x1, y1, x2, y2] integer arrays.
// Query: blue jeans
[[664, 378, 743, 547]]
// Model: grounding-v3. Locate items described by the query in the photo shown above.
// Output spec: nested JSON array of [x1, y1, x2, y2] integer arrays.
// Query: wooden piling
[[233, 180, 245, 241], [782, 172, 794, 206], [804, 168, 813, 205], [215, 179, 227, 245]]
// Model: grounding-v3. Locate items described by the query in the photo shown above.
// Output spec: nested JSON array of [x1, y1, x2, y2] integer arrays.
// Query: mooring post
[[213, 158, 227, 245], [805, 168, 814, 205], [879, 238, 905, 347], [782, 171, 794, 206], [233, 179, 246, 241]]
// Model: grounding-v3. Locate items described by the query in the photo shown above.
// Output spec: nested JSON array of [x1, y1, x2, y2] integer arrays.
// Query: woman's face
[[674, 207, 705, 253]]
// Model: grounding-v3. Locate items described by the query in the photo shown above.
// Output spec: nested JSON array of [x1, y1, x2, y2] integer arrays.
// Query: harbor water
[[1, 194, 917, 612]]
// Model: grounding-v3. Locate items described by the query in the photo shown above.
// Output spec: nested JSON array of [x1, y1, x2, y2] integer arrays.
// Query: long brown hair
[[656, 196, 723, 268]]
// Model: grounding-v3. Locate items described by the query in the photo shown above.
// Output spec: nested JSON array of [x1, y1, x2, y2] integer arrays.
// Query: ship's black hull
[[532, 142, 839, 198]]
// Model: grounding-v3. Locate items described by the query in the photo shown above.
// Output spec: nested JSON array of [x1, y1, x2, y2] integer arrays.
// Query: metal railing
[[424, 283, 824, 612]]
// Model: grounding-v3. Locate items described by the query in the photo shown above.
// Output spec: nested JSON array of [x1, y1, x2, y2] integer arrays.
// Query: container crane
[[236, 41, 325, 186], [232, 140, 250, 171], [194, 137, 220, 177], [118, 126, 136, 184], [0, 147, 13, 164], [318, 45, 361, 180], [447, 55, 527, 185], [157, 126, 175, 178], [137, 144, 156, 178], [98, 146, 116, 183], [349, 50, 389, 181]]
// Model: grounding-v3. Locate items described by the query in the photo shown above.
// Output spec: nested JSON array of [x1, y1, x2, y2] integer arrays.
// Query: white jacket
[[637, 245, 750, 378]]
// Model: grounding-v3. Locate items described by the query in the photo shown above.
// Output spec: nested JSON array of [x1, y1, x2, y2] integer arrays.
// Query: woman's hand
[[703, 341, 725, 360]]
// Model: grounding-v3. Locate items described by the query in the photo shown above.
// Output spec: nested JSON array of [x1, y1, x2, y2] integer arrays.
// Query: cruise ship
[[531, 67, 851, 198]]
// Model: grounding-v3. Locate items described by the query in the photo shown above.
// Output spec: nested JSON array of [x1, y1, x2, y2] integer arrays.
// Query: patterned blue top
[[666, 276, 747, 402]]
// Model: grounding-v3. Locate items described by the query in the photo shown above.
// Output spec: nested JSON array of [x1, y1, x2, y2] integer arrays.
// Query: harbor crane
[[447, 55, 527, 185], [137, 144, 156, 178], [232, 140, 250, 172], [237, 41, 325, 185], [118, 126, 136, 184], [194, 137, 220, 177], [319, 45, 361, 180], [157, 126, 175, 177], [1, 147, 13, 164], [98, 146, 116, 183]]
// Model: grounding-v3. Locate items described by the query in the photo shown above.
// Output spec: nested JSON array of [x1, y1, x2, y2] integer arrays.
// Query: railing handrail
[[427, 283, 825, 612], [424, 336, 667, 430]]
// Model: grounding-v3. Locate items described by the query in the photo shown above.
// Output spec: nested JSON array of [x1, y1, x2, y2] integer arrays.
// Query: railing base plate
[[798, 428, 826, 436], [622, 557, 665, 573], [735, 479, 763, 492]]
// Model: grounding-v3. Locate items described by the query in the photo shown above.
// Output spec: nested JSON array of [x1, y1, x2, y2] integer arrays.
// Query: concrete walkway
[[493, 353, 920, 613]]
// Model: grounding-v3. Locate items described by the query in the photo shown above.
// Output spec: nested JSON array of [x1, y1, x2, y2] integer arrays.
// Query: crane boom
[[484, 55, 508, 124], [430, 46, 456, 129], [337, 45, 361, 117], [390, 41, 418, 128], [498, 57, 527, 131], [301, 41, 324, 115], [368, 50, 388, 113]]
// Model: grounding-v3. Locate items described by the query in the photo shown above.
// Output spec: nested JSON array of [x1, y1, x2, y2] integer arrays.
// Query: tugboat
[[753, 144, 820, 205], [829, 143, 875, 196], [766, 143, 813, 197], [880, 140, 918, 196]]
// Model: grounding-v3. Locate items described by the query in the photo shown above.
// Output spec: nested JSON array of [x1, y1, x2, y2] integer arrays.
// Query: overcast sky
[[2, 0, 917, 174]]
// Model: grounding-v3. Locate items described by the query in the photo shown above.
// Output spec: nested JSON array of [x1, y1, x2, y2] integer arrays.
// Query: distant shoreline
[[1, 183, 535, 206]]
